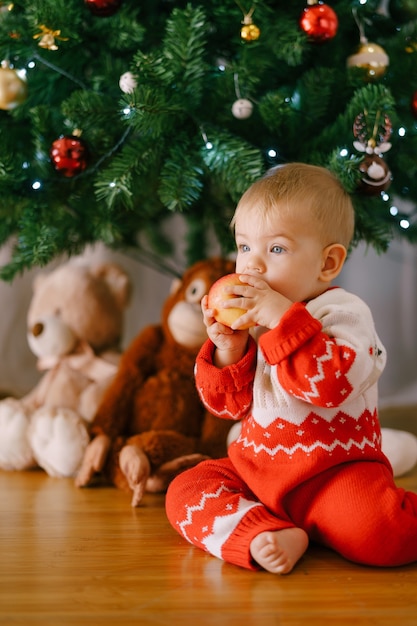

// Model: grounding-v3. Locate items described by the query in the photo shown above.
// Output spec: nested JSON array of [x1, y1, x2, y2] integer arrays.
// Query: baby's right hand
[[201, 296, 249, 366]]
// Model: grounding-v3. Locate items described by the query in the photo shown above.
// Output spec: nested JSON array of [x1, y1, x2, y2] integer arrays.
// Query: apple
[[207, 273, 254, 329]]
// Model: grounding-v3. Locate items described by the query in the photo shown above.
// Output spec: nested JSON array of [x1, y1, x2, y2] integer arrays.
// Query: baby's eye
[[271, 245, 284, 254], [238, 244, 250, 253]]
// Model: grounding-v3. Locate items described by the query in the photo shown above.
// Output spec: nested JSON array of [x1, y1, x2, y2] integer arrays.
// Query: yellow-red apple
[[207, 273, 254, 329]]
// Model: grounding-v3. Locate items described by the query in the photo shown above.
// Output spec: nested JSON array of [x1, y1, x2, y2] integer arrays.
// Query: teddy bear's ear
[[91, 264, 132, 310], [31, 271, 48, 293]]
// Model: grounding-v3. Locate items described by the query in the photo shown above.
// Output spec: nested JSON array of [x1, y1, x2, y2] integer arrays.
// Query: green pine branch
[[0, 0, 417, 279]]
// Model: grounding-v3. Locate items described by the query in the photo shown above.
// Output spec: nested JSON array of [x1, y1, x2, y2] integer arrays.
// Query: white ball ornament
[[119, 71, 138, 94], [231, 98, 253, 119]]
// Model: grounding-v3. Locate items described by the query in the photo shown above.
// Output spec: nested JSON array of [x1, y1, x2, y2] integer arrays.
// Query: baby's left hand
[[224, 274, 292, 330]]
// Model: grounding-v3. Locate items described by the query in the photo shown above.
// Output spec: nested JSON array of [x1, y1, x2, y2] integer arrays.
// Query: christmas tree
[[0, 0, 416, 280]]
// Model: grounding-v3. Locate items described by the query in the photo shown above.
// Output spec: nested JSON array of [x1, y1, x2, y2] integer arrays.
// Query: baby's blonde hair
[[231, 163, 355, 250]]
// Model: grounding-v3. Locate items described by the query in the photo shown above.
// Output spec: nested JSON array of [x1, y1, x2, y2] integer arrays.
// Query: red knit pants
[[165, 457, 417, 570]]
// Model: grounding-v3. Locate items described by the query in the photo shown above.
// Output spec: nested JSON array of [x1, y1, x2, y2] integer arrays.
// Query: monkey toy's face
[[165, 258, 235, 350]]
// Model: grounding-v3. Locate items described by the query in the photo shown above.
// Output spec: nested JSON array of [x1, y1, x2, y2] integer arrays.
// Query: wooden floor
[[2, 440, 417, 626]]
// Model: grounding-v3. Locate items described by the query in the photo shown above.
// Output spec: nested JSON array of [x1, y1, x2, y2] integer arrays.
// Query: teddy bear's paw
[[0, 398, 36, 470], [381, 427, 417, 477], [29, 407, 90, 477]]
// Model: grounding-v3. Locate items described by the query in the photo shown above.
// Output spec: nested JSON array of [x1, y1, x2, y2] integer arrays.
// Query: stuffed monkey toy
[[76, 257, 235, 505]]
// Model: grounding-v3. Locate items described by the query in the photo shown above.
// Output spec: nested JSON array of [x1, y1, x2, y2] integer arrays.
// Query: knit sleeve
[[259, 290, 386, 409], [194, 337, 257, 420]]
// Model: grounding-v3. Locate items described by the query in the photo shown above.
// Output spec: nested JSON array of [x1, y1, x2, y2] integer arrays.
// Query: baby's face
[[234, 208, 330, 303]]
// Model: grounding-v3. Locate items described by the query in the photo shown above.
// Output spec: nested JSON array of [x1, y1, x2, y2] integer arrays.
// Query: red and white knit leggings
[[166, 457, 417, 570]]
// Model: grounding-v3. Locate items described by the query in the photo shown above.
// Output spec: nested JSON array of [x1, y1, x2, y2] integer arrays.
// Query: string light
[[200, 128, 213, 150], [216, 58, 227, 72]]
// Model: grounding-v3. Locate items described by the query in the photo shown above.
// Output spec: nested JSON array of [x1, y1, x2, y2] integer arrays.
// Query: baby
[[165, 162, 417, 574]]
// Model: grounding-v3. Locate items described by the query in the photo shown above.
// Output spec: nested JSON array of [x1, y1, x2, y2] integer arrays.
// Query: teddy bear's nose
[[32, 322, 44, 337]]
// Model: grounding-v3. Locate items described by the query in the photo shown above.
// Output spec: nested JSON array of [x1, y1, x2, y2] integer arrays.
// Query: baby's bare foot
[[119, 444, 151, 507], [250, 528, 308, 574]]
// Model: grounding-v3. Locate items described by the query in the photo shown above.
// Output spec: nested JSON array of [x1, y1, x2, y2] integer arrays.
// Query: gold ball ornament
[[347, 42, 389, 81], [0, 2, 14, 13], [0, 61, 27, 110], [241, 23, 260, 42]]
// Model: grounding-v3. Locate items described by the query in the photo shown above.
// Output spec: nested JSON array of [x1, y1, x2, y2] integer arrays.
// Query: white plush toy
[[381, 427, 417, 477], [0, 260, 131, 477], [227, 423, 417, 478]]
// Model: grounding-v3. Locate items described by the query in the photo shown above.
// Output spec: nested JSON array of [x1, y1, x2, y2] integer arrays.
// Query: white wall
[[338, 238, 417, 408]]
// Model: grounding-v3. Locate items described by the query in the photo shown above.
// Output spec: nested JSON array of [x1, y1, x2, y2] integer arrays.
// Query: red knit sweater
[[195, 288, 391, 506]]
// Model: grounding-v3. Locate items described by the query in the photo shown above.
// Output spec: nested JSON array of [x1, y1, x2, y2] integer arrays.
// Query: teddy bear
[[0, 260, 131, 478], [75, 257, 236, 506]]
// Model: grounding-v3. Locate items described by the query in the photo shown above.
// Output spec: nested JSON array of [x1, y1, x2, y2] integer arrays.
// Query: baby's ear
[[320, 243, 347, 282]]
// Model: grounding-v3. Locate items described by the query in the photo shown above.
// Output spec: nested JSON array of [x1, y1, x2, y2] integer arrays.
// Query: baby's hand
[[201, 295, 249, 367], [225, 274, 292, 330]]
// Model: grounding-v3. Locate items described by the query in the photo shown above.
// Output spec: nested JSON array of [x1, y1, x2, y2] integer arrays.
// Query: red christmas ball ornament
[[411, 90, 417, 118], [50, 135, 89, 178], [299, 3, 338, 42], [84, 0, 122, 17]]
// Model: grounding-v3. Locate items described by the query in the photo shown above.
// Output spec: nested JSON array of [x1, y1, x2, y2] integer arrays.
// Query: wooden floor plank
[[1, 466, 417, 626]]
